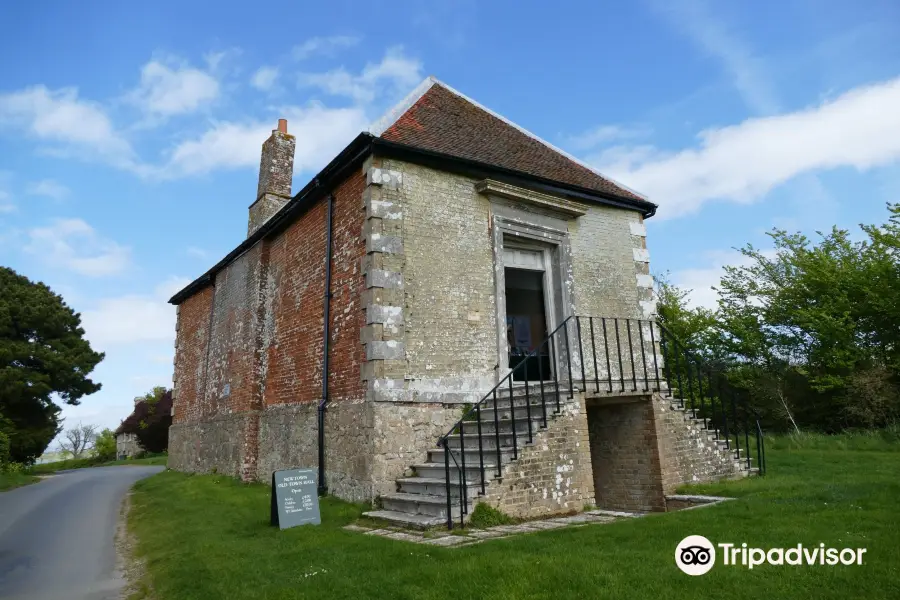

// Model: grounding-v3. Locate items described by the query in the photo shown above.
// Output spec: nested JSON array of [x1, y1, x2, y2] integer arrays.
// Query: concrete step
[[381, 492, 469, 519], [492, 387, 572, 405], [398, 476, 485, 497], [413, 462, 496, 481], [464, 417, 542, 436], [361, 509, 446, 529], [427, 446, 516, 466], [445, 432, 517, 450], [472, 403, 558, 423]]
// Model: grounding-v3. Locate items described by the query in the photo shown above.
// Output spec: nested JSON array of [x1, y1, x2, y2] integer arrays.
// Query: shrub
[[94, 428, 117, 461], [468, 502, 517, 528], [0, 430, 9, 467]]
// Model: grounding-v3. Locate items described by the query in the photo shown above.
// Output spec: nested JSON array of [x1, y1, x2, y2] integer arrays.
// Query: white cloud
[[128, 58, 219, 117], [163, 103, 367, 177], [251, 66, 279, 91], [186, 246, 208, 259], [649, 0, 778, 114], [24, 218, 131, 276], [568, 124, 653, 150], [292, 35, 360, 60], [26, 179, 70, 201], [0, 85, 134, 163], [80, 276, 190, 349], [668, 248, 779, 309], [299, 47, 422, 103], [592, 77, 900, 218], [0, 190, 15, 213]]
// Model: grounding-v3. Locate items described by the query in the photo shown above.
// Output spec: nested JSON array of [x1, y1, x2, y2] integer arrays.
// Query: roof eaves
[[371, 137, 657, 217]]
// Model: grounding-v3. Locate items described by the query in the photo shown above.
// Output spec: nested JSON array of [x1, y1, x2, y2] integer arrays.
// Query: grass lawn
[[0, 471, 40, 491], [127, 436, 900, 600], [29, 454, 168, 475]]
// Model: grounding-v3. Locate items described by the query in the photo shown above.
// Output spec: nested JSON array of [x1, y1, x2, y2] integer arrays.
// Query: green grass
[[127, 436, 900, 600], [29, 453, 168, 475], [0, 471, 40, 491]]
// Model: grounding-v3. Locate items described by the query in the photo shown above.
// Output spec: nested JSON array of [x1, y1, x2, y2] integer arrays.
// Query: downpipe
[[318, 193, 334, 496]]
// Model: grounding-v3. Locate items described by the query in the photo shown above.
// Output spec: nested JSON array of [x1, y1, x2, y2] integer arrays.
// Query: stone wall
[[371, 402, 463, 497], [479, 394, 595, 518], [167, 412, 257, 478], [256, 401, 374, 501], [587, 397, 666, 512], [651, 392, 743, 491], [368, 157, 649, 403]]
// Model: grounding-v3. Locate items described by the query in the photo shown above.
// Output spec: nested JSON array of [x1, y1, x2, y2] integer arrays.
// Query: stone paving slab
[[420, 535, 475, 546], [466, 530, 509, 539], [344, 507, 650, 548], [384, 531, 426, 542], [522, 520, 570, 530]]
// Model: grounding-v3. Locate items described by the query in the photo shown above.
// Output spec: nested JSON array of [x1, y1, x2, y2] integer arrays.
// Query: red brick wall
[[172, 169, 366, 424], [205, 244, 266, 415], [327, 171, 366, 402], [263, 200, 327, 406], [173, 286, 213, 424]]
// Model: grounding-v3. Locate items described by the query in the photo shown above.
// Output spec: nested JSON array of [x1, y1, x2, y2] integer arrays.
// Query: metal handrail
[[436, 316, 766, 529]]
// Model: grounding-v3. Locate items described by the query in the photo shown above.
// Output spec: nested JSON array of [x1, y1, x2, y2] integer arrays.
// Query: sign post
[[270, 468, 321, 529]]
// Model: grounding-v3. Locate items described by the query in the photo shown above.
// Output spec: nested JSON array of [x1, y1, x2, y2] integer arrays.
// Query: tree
[[94, 428, 117, 461], [118, 387, 172, 454], [651, 204, 900, 433], [715, 214, 900, 431], [59, 423, 98, 459], [0, 267, 104, 463]]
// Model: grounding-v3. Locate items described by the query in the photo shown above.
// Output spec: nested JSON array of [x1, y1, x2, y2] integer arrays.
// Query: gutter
[[318, 193, 334, 496]]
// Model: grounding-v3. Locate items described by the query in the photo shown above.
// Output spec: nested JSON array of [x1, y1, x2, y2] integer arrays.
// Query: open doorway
[[505, 267, 551, 381]]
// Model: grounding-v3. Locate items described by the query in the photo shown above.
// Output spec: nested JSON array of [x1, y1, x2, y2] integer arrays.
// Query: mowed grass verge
[[0, 471, 40, 491], [127, 437, 900, 600], [29, 453, 168, 475]]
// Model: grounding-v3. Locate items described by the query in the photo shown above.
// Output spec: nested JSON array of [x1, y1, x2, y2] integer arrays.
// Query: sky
[[1, 0, 899, 441]]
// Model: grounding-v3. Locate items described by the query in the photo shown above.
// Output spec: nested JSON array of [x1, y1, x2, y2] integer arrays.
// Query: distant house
[[166, 77, 757, 527], [115, 432, 139, 460]]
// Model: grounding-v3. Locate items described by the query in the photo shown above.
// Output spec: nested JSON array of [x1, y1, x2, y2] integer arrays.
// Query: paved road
[[0, 465, 164, 600]]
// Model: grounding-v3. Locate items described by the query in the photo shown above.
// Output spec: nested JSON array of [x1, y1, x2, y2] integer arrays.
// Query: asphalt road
[[0, 465, 164, 600]]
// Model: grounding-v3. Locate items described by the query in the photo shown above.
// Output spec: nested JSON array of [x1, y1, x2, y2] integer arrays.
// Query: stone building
[[168, 78, 752, 526], [115, 432, 139, 460]]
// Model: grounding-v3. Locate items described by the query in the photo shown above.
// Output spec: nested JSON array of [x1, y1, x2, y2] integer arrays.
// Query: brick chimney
[[248, 119, 295, 237]]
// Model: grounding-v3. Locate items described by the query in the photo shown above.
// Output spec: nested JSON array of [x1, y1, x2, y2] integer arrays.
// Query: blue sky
[[2, 0, 899, 440]]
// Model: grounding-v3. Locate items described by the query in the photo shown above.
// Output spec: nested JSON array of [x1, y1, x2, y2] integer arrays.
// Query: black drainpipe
[[318, 193, 334, 496]]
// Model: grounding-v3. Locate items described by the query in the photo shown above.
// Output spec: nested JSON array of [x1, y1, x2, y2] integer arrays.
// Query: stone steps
[[363, 388, 755, 529]]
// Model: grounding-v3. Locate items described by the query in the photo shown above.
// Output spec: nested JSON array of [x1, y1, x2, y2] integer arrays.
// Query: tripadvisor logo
[[675, 536, 867, 575]]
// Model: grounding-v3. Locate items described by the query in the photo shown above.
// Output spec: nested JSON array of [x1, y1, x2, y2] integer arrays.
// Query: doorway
[[505, 267, 551, 381]]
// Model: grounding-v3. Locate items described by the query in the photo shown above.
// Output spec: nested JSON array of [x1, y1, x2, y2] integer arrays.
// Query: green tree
[[714, 206, 900, 431], [0, 267, 105, 463], [94, 428, 117, 461]]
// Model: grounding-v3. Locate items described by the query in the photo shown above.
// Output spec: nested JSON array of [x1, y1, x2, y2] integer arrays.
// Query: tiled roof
[[379, 82, 646, 202]]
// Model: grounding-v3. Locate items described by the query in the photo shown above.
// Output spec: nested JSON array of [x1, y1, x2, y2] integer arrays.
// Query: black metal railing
[[436, 316, 766, 529]]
